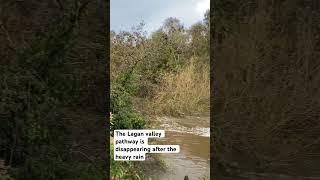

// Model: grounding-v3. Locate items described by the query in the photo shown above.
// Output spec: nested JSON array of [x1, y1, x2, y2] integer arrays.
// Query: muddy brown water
[[147, 115, 210, 180]]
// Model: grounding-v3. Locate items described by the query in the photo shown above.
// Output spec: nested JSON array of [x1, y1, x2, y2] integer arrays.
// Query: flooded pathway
[[148, 116, 210, 180]]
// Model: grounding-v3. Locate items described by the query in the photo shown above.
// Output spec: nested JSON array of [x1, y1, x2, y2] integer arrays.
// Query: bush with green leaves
[[1, 1, 107, 179], [110, 67, 146, 134], [110, 138, 143, 179], [12, 154, 104, 180]]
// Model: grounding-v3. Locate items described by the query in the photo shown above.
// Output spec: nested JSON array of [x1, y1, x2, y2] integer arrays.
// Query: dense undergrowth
[[212, 0, 320, 177], [0, 1, 107, 179], [152, 58, 210, 116]]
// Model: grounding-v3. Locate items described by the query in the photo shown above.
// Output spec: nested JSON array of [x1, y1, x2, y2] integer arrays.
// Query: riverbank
[[110, 114, 210, 180]]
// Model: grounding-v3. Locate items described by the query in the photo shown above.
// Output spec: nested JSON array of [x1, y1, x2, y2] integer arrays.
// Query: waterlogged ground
[[146, 115, 210, 180]]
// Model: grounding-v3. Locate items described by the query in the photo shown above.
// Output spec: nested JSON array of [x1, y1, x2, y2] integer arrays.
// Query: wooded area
[[212, 0, 320, 179], [0, 1, 108, 179], [110, 12, 210, 179]]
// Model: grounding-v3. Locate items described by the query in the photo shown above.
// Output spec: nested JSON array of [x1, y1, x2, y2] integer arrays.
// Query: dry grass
[[149, 58, 209, 116]]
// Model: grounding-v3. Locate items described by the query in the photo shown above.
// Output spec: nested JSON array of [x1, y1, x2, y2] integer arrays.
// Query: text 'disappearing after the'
[[113, 130, 180, 161]]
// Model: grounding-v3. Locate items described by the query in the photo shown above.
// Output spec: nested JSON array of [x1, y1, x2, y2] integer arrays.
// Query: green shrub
[[110, 138, 143, 180], [12, 156, 104, 180], [110, 60, 146, 135], [111, 111, 145, 132]]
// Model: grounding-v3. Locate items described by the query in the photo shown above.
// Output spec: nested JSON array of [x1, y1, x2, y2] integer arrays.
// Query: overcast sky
[[111, 0, 210, 34]]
